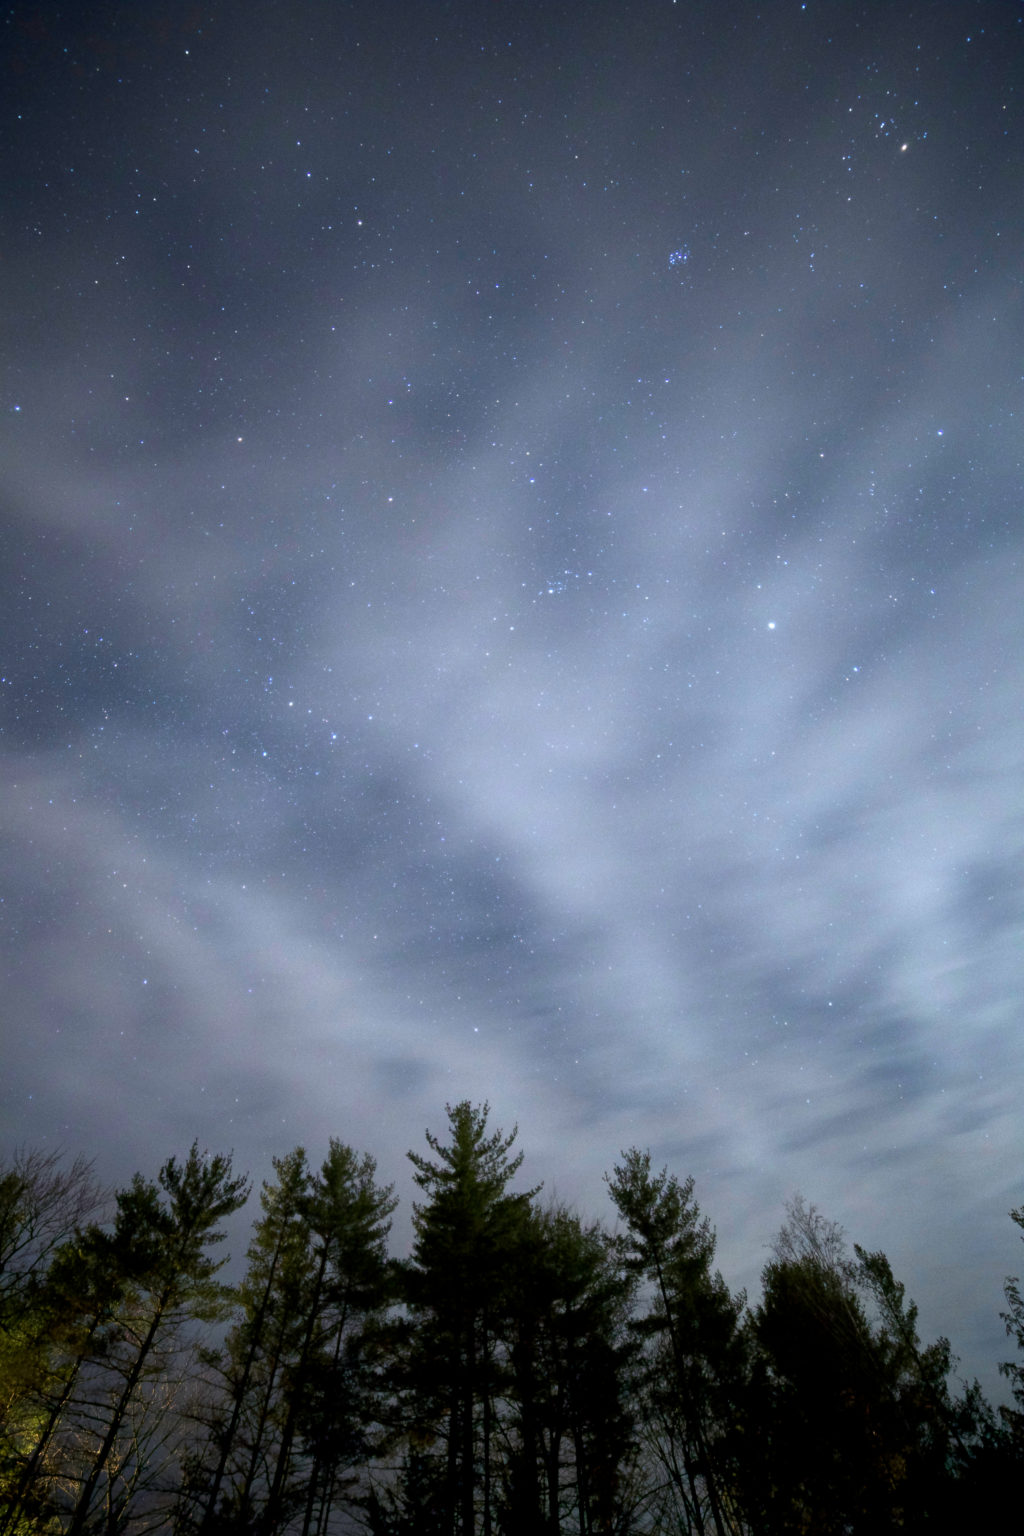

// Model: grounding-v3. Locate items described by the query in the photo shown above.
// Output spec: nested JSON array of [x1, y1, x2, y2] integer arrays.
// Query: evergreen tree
[[856, 1243, 1007, 1530], [263, 1140, 397, 1536], [183, 1141, 396, 1536], [3, 1127, 1019, 1536], [402, 1102, 539, 1536], [501, 1203, 637, 1536], [606, 1150, 745, 1536], [1000, 1202, 1024, 1447], [0, 1223, 123, 1536], [182, 1146, 313, 1535], [64, 1144, 248, 1536]]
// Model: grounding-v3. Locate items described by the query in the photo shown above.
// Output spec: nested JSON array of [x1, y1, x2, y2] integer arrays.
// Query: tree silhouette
[[66, 1144, 248, 1536], [606, 1149, 745, 1536], [403, 1102, 539, 1536]]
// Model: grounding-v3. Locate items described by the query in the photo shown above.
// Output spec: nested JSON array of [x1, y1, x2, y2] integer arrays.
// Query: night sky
[[2, 2, 1021, 1391]]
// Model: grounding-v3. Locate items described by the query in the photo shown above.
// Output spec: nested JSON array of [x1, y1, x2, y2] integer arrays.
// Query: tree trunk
[[67, 1299, 166, 1536]]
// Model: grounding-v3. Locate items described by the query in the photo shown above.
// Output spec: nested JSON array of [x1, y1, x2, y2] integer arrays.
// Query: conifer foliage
[[179, 1141, 397, 1536], [0, 1119, 1019, 1534], [397, 1101, 539, 1536]]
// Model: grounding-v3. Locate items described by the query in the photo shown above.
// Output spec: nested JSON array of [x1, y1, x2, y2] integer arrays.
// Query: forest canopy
[[1, 1107, 1021, 1534]]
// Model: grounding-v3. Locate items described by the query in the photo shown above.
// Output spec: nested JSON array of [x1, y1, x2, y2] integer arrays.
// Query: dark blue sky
[[2, 1, 1021, 1394]]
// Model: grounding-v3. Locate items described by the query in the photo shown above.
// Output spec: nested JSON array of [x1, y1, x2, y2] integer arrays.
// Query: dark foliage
[[0, 1129, 1019, 1535]]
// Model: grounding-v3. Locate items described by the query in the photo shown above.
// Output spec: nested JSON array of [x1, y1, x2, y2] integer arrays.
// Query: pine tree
[[402, 1102, 539, 1536], [263, 1140, 397, 1536], [606, 1150, 746, 1536], [1000, 1203, 1024, 1445], [0, 1223, 122, 1536], [184, 1146, 313, 1535], [64, 1144, 248, 1536], [184, 1141, 396, 1536], [502, 1203, 637, 1536], [855, 1243, 1002, 1530]]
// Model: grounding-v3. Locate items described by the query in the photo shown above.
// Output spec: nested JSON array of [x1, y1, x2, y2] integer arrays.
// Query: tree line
[[1, 1103, 1022, 1534]]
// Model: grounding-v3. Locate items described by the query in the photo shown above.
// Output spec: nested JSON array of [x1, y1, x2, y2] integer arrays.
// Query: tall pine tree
[[401, 1102, 538, 1536], [606, 1150, 746, 1536], [65, 1144, 248, 1536]]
